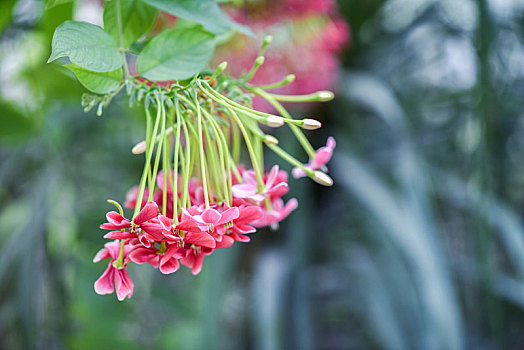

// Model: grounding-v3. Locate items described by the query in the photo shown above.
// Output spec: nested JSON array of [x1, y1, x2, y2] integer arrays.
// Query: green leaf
[[45, 0, 74, 10], [137, 27, 215, 81], [103, 0, 157, 48], [65, 64, 123, 94], [0, 0, 16, 34], [140, 0, 254, 37], [48, 21, 123, 72], [0, 99, 36, 143]]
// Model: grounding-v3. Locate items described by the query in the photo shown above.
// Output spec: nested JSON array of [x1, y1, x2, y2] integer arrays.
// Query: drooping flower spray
[[47, 0, 343, 300]]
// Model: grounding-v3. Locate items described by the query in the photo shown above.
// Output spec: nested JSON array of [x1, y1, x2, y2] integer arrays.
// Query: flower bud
[[132, 140, 147, 154], [266, 115, 284, 127], [284, 74, 296, 84], [263, 35, 273, 46], [313, 171, 333, 186], [217, 61, 228, 73], [264, 135, 279, 145], [255, 56, 265, 66], [316, 91, 335, 102], [302, 119, 322, 130]]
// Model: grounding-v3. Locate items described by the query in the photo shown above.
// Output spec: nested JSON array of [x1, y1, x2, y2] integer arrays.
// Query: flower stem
[[134, 102, 162, 217], [194, 94, 211, 208]]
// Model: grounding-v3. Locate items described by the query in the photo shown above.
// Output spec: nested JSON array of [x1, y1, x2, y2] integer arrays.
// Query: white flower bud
[[266, 115, 284, 127], [132, 140, 146, 154], [313, 171, 333, 186], [316, 91, 335, 102], [264, 135, 279, 145], [302, 119, 322, 130]]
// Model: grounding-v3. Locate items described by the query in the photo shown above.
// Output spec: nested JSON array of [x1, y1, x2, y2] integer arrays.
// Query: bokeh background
[[2, 0, 524, 349]]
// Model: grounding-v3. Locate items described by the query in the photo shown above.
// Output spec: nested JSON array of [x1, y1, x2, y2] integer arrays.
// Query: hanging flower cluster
[[46, 0, 340, 301], [91, 37, 336, 300]]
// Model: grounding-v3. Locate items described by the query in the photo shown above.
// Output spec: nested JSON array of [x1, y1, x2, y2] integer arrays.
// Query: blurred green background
[[2, 0, 524, 349]]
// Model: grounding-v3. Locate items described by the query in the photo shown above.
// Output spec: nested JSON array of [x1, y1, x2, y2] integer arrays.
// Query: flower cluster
[[93, 38, 336, 301]]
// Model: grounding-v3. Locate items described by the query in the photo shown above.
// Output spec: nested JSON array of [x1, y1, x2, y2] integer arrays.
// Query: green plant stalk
[[134, 102, 162, 217], [199, 82, 273, 120], [201, 88, 269, 124], [266, 143, 315, 177], [244, 116, 264, 176], [232, 122, 241, 164], [225, 106, 265, 191], [228, 154, 243, 184], [195, 97, 211, 208], [180, 114, 192, 210], [172, 108, 182, 224], [252, 87, 316, 158], [203, 122, 223, 201], [179, 94, 231, 202], [162, 122, 169, 216], [148, 100, 166, 200], [205, 112, 231, 205]]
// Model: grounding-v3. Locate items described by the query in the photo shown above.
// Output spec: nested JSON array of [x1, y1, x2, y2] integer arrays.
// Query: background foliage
[[2, 0, 524, 349]]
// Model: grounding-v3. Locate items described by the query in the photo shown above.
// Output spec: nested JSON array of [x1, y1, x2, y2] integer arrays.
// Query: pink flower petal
[[158, 215, 172, 230], [94, 264, 115, 295], [129, 247, 157, 265], [234, 224, 257, 234], [242, 170, 258, 185], [247, 193, 265, 204], [311, 147, 333, 169], [133, 202, 159, 225], [106, 211, 128, 226], [292, 167, 307, 179], [230, 232, 251, 243], [159, 257, 180, 274], [267, 182, 289, 199], [201, 208, 222, 224], [103, 231, 136, 240], [240, 206, 264, 222], [93, 247, 111, 263], [114, 269, 134, 301], [215, 235, 234, 248], [232, 184, 256, 198], [184, 231, 216, 249], [265, 165, 280, 188], [176, 220, 202, 233], [138, 235, 152, 248], [191, 254, 205, 275], [326, 136, 336, 150], [139, 222, 165, 237], [217, 207, 240, 225]]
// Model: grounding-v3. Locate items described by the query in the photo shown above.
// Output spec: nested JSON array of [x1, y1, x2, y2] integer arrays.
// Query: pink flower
[[100, 201, 159, 231], [292, 137, 336, 178], [180, 247, 214, 275], [93, 241, 134, 301], [232, 165, 289, 204], [221, 203, 264, 242], [129, 245, 183, 274], [252, 198, 298, 230], [177, 205, 239, 237]]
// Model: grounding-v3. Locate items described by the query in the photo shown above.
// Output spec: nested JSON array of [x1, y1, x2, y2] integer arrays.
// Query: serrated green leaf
[[45, 0, 73, 10], [140, 0, 254, 37], [137, 27, 215, 81], [48, 21, 123, 72], [65, 64, 122, 94], [103, 0, 157, 48]]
